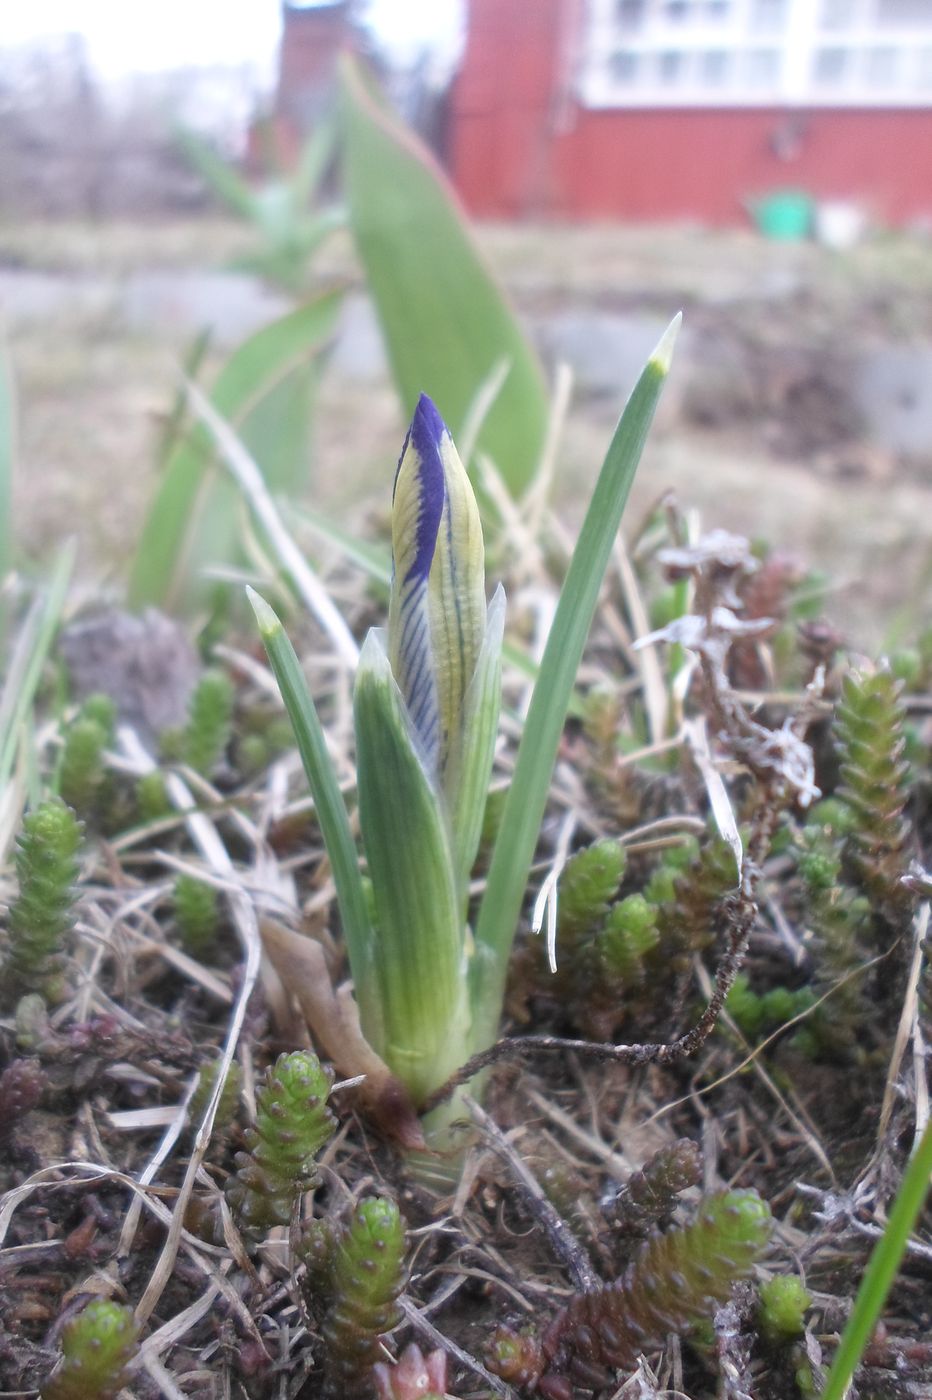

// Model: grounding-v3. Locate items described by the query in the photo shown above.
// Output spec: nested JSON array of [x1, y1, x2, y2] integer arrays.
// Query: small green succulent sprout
[[835, 667, 913, 916], [172, 873, 220, 955], [41, 1298, 139, 1400], [759, 1275, 812, 1345], [4, 799, 81, 1003], [136, 769, 172, 821], [225, 1050, 336, 1234], [322, 1195, 407, 1396], [353, 394, 504, 1105], [600, 893, 660, 981], [183, 669, 234, 776], [188, 1055, 242, 1140], [57, 716, 107, 817]]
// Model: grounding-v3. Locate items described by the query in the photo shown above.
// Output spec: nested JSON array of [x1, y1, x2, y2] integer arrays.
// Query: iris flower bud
[[353, 395, 503, 1103]]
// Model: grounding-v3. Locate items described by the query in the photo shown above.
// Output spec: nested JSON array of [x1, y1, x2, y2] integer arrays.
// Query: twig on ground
[[463, 1094, 600, 1292]]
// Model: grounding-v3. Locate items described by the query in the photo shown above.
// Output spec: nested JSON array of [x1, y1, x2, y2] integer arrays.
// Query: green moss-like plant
[[58, 718, 108, 816], [183, 670, 234, 776], [225, 1051, 336, 1234], [758, 1275, 811, 1344], [655, 833, 739, 972], [835, 668, 912, 918], [600, 893, 660, 982], [41, 1299, 139, 1400], [188, 1056, 242, 1140], [135, 770, 172, 823], [321, 1196, 407, 1397], [173, 873, 220, 955], [529, 1191, 772, 1399], [3, 799, 81, 1003], [725, 972, 816, 1042], [558, 839, 626, 940], [79, 693, 117, 734]]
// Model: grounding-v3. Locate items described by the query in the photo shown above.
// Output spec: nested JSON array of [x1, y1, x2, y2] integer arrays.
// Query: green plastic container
[[748, 190, 813, 241]]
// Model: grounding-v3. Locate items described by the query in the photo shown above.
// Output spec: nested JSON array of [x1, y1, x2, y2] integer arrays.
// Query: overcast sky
[[0, 0, 464, 77]]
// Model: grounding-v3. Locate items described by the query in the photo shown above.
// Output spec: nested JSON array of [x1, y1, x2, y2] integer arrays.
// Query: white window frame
[[578, 0, 932, 107]]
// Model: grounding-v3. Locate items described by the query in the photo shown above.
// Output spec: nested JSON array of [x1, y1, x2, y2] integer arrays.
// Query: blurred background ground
[[4, 215, 931, 649]]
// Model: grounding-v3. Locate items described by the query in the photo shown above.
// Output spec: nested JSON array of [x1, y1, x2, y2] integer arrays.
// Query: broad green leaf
[[129, 291, 342, 616], [339, 54, 549, 497], [470, 317, 680, 1054]]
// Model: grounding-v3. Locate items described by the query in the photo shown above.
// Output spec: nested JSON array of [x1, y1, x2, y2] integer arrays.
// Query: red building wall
[[451, 0, 932, 226]]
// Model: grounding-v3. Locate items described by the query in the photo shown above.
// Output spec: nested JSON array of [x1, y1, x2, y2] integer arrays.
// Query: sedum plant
[[58, 694, 115, 818], [182, 669, 234, 777], [835, 667, 912, 918], [3, 798, 81, 1004], [321, 1195, 407, 1396], [489, 1189, 772, 1398], [225, 1050, 336, 1234], [41, 1299, 139, 1400], [252, 327, 675, 1131], [173, 873, 220, 956]]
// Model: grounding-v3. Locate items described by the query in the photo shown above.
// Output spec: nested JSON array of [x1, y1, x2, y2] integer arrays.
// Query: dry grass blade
[[117, 728, 263, 1326], [182, 375, 359, 669]]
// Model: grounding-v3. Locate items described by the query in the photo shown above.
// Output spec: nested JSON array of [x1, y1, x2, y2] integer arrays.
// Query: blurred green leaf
[[0, 348, 14, 618], [176, 125, 259, 222], [129, 290, 343, 616], [338, 54, 549, 497], [822, 1117, 932, 1400], [179, 119, 344, 294], [0, 541, 74, 798]]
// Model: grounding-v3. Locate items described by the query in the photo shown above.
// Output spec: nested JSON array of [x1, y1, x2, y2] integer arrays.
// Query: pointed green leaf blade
[[247, 589, 379, 1038], [470, 317, 680, 1053]]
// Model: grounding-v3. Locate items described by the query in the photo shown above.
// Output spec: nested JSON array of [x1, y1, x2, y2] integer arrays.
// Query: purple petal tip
[[394, 394, 448, 589], [411, 393, 447, 454]]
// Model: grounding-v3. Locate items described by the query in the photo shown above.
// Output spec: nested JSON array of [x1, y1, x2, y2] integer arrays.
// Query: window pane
[[750, 0, 788, 33], [661, 0, 692, 23], [864, 45, 899, 85], [745, 47, 781, 85], [918, 46, 932, 87], [610, 49, 640, 84], [820, 0, 858, 30], [615, 0, 647, 30], [657, 48, 688, 83], [877, 0, 932, 25], [813, 45, 852, 84], [703, 0, 732, 19], [700, 48, 732, 84]]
